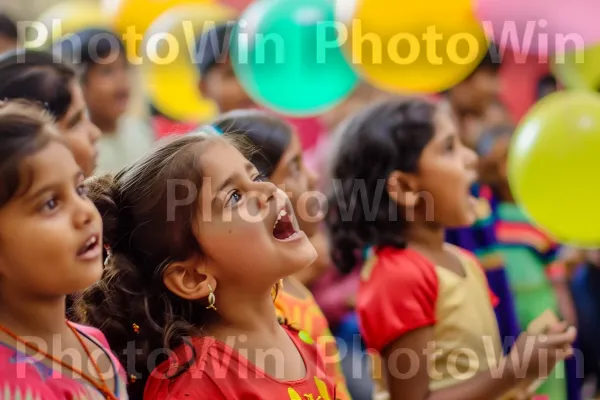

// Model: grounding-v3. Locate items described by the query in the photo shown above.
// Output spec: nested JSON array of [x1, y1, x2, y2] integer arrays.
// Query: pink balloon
[[219, 0, 253, 11], [475, 0, 600, 56]]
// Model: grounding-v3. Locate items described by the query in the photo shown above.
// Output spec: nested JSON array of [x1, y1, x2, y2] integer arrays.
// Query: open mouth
[[272, 201, 301, 241], [76, 234, 101, 260]]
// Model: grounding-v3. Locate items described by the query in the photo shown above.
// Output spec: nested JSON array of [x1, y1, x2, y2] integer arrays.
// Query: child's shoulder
[[69, 322, 110, 349], [361, 246, 439, 287]]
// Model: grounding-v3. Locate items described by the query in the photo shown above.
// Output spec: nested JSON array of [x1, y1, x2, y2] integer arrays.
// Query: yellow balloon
[[34, 1, 112, 48], [142, 4, 236, 122], [106, 0, 215, 36], [552, 44, 600, 91], [507, 91, 600, 246], [335, 0, 489, 93]]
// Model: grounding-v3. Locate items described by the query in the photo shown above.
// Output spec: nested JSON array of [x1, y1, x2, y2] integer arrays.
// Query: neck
[[90, 114, 118, 133], [0, 292, 69, 340], [406, 220, 446, 252], [209, 284, 281, 339]]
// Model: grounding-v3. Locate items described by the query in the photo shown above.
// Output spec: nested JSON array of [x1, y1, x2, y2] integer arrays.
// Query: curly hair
[[326, 98, 437, 273], [72, 132, 252, 398]]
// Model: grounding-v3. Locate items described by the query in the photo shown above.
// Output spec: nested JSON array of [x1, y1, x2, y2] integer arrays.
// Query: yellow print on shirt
[[287, 377, 333, 400]]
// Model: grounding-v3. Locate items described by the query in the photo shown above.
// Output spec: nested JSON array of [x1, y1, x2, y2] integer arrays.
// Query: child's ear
[[163, 256, 216, 301], [198, 79, 208, 99], [387, 170, 420, 207]]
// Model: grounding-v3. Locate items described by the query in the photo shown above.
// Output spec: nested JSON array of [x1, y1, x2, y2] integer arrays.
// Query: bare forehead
[[198, 139, 252, 186], [15, 141, 76, 198]]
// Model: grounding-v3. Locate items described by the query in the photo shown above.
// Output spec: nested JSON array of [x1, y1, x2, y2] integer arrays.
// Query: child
[[326, 98, 576, 400], [212, 109, 351, 399], [442, 48, 501, 149], [74, 132, 337, 399], [0, 100, 126, 399], [477, 125, 578, 400], [196, 22, 256, 113], [0, 49, 101, 177], [0, 12, 18, 54], [53, 28, 155, 174]]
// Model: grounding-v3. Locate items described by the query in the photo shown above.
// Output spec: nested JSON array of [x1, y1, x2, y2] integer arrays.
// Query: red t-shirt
[[358, 246, 499, 353], [144, 325, 337, 399]]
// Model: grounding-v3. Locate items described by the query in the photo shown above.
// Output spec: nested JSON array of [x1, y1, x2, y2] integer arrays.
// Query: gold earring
[[206, 284, 217, 311]]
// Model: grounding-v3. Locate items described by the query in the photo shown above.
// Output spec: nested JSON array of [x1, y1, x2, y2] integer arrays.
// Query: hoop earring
[[206, 284, 217, 311]]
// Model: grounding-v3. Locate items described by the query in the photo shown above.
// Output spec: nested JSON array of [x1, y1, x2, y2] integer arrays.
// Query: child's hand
[[505, 323, 576, 383]]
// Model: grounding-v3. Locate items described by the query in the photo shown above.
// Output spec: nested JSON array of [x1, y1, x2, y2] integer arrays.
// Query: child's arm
[[382, 326, 516, 400], [382, 324, 576, 400], [547, 263, 577, 325]]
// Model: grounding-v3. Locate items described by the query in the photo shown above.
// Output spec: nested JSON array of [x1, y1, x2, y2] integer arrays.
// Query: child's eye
[[253, 173, 267, 182], [226, 190, 242, 207], [76, 184, 88, 198], [42, 197, 58, 212]]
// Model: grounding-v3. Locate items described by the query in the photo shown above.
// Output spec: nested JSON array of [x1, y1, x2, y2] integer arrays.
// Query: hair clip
[[129, 374, 137, 383], [132, 323, 140, 334], [202, 124, 223, 136]]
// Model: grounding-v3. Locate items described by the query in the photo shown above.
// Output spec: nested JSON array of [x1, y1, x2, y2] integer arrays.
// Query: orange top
[[275, 277, 351, 400]]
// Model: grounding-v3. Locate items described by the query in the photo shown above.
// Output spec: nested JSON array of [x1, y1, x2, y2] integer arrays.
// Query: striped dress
[[495, 201, 569, 400]]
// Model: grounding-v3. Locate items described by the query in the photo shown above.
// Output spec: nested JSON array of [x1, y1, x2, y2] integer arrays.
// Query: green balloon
[[508, 91, 600, 246], [231, 0, 358, 116], [552, 44, 600, 91]]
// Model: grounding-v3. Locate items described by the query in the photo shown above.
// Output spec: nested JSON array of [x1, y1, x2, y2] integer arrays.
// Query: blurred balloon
[[508, 91, 600, 246], [476, 0, 600, 57], [142, 4, 236, 122], [34, 1, 112, 48], [231, 0, 358, 116], [552, 44, 600, 91], [104, 0, 215, 36], [335, 0, 489, 93]]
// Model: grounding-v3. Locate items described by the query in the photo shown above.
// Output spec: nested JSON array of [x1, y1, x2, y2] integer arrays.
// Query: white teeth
[[85, 236, 97, 247], [274, 209, 287, 229]]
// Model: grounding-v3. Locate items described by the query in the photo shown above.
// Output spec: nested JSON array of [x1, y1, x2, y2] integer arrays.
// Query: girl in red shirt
[[325, 97, 576, 400], [212, 109, 351, 399], [74, 131, 337, 399]]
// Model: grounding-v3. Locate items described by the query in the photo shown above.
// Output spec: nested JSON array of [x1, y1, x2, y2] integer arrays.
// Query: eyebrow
[[65, 109, 84, 129], [286, 154, 301, 167], [24, 170, 84, 203]]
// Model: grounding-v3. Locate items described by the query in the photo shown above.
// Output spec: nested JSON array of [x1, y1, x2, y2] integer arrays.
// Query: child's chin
[[285, 242, 318, 273]]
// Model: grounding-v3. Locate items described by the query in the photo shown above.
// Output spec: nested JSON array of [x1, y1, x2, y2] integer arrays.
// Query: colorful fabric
[[445, 184, 521, 347], [275, 277, 351, 400], [144, 325, 337, 399], [0, 323, 128, 399], [495, 201, 567, 400], [358, 245, 503, 395]]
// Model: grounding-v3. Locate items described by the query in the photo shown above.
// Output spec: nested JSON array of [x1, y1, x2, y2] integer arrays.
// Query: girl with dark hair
[[212, 109, 351, 400], [74, 132, 337, 399], [0, 49, 101, 177], [0, 100, 126, 399], [326, 97, 576, 400]]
